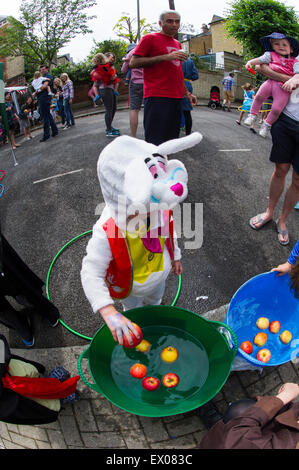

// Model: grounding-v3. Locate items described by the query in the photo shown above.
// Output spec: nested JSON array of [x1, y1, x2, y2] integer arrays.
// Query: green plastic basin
[[78, 305, 238, 417]]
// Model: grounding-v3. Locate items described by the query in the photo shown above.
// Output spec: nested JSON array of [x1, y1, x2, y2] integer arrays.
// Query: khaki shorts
[[224, 90, 234, 102]]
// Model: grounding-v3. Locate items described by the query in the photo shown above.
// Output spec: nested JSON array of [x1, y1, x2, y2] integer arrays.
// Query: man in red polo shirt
[[130, 10, 195, 145]]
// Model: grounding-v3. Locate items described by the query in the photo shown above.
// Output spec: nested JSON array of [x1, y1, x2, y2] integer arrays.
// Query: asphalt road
[[0, 106, 298, 349]]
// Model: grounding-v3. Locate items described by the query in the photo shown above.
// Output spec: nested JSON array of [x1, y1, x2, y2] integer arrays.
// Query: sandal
[[249, 213, 272, 230], [276, 219, 289, 246]]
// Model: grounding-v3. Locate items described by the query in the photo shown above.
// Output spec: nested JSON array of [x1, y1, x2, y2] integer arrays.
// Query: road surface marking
[[33, 169, 84, 184], [218, 149, 252, 152]]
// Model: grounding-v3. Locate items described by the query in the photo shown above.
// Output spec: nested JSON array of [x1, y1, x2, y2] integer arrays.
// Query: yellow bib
[[126, 225, 165, 284]]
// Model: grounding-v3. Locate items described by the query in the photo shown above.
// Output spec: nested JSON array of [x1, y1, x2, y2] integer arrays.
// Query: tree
[[113, 13, 154, 44], [0, 0, 97, 69], [225, 0, 299, 60]]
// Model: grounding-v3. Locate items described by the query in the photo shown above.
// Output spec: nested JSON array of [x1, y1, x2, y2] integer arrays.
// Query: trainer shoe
[[106, 129, 120, 137], [259, 121, 271, 138], [244, 113, 257, 126], [21, 336, 35, 348]]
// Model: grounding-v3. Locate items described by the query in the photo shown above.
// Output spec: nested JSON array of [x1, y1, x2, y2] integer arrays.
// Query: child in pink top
[[244, 32, 299, 138]]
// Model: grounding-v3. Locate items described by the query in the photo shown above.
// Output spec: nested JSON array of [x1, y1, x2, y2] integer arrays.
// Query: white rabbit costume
[[81, 133, 202, 314]]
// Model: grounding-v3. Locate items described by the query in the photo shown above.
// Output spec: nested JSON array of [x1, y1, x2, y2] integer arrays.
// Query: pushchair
[[208, 86, 221, 110]]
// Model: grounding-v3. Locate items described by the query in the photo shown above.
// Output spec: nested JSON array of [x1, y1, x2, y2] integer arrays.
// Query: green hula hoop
[[46, 230, 182, 342]]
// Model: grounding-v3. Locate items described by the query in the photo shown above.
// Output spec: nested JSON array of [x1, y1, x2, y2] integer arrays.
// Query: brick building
[[0, 15, 25, 86]]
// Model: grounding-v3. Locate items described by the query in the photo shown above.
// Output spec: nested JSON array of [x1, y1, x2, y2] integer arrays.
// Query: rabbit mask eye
[[144, 153, 167, 180]]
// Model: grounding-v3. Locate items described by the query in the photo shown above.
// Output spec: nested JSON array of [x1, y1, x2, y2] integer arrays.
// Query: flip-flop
[[276, 219, 289, 246], [249, 213, 272, 230]]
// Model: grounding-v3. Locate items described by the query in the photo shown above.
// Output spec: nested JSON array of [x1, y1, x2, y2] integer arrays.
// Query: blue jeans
[[57, 97, 65, 125], [38, 97, 58, 139], [64, 98, 75, 126]]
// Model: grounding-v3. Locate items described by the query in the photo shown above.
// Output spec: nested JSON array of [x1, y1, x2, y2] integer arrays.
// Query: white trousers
[[121, 281, 166, 311]]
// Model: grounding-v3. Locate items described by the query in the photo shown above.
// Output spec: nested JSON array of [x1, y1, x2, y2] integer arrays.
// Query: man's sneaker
[[63, 125, 70, 130], [106, 129, 120, 137], [48, 318, 60, 328], [21, 336, 35, 348], [259, 121, 271, 138], [244, 113, 257, 126], [111, 127, 119, 132]]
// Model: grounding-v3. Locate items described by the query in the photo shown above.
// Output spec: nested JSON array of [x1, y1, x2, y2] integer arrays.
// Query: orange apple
[[130, 363, 147, 379], [254, 332, 268, 347], [135, 339, 151, 353], [240, 341, 253, 354], [256, 348, 271, 363], [161, 346, 178, 363], [269, 320, 281, 334], [122, 322, 143, 348], [162, 373, 179, 388], [280, 330, 292, 344], [256, 317, 269, 330]]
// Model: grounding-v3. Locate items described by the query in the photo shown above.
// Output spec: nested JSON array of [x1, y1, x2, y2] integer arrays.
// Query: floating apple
[[254, 332, 268, 347], [122, 322, 143, 348], [161, 346, 178, 363], [130, 363, 147, 379], [256, 317, 269, 330], [240, 341, 253, 355], [135, 339, 151, 353], [280, 330, 292, 344], [162, 373, 179, 388], [269, 320, 281, 334], [141, 376, 160, 391], [256, 348, 271, 363]]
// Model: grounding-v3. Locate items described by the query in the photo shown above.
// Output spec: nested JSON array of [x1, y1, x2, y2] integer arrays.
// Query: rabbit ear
[[157, 132, 202, 156]]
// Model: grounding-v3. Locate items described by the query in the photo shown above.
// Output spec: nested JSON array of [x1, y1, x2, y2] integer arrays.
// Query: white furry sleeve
[[80, 219, 114, 313]]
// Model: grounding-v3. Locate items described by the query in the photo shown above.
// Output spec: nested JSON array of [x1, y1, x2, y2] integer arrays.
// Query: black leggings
[[183, 111, 192, 135], [100, 88, 117, 131]]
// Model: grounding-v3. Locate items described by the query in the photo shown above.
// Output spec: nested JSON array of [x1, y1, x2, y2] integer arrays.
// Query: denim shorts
[[270, 113, 299, 175]]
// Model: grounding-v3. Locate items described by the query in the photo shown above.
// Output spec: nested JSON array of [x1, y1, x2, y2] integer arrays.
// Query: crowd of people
[[0, 9, 299, 449]]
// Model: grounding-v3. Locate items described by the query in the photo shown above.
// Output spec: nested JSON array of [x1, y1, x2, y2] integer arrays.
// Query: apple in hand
[[161, 346, 178, 363], [135, 339, 151, 353], [256, 348, 271, 363], [269, 320, 281, 334], [280, 330, 292, 344], [141, 376, 160, 391], [254, 332, 267, 347], [130, 363, 147, 379], [240, 341, 253, 354], [162, 373, 179, 388], [256, 317, 269, 330], [122, 322, 143, 348]]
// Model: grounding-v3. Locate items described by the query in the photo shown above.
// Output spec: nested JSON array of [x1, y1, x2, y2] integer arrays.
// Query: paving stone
[[150, 434, 196, 449], [6, 423, 19, 433], [193, 430, 207, 445], [2, 439, 25, 449], [59, 415, 84, 447], [9, 432, 38, 449], [0, 422, 10, 441], [91, 398, 113, 415], [278, 362, 299, 383], [236, 370, 261, 388], [47, 429, 67, 449], [221, 374, 246, 402], [122, 428, 149, 449], [36, 440, 52, 449], [74, 399, 97, 432], [138, 417, 169, 443], [247, 370, 282, 397], [18, 425, 48, 442], [39, 421, 61, 431], [166, 415, 204, 438], [81, 431, 126, 448]]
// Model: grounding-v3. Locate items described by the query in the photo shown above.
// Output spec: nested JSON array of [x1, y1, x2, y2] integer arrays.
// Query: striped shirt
[[62, 80, 74, 100], [222, 76, 235, 91]]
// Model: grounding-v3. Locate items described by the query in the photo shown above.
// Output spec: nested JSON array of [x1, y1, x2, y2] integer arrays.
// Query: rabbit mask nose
[[170, 182, 184, 197]]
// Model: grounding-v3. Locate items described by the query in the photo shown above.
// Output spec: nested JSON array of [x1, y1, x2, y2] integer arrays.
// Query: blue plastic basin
[[225, 272, 299, 367]]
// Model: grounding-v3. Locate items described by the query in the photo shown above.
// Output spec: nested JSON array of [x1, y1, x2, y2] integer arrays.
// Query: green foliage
[[48, 61, 92, 83], [88, 39, 128, 75], [225, 0, 299, 61], [0, 0, 97, 70]]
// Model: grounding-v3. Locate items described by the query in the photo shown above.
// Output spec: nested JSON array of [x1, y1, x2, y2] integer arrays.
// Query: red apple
[[256, 317, 269, 330], [141, 376, 160, 391], [240, 341, 253, 355], [254, 332, 267, 347], [256, 348, 271, 363], [162, 373, 179, 388], [280, 330, 292, 344], [269, 320, 281, 334], [130, 363, 147, 379], [122, 322, 143, 348]]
